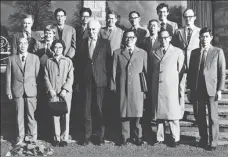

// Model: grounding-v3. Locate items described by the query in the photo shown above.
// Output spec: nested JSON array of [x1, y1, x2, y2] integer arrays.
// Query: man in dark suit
[[78, 20, 111, 146], [172, 9, 201, 120], [6, 37, 40, 145], [53, 8, 76, 59], [187, 27, 226, 151], [156, 3, 178, 37], [100, 10, 123, 55], [128, 11, 148, 49], [142, 19, 160, 53], [11, 14, 37, 55]]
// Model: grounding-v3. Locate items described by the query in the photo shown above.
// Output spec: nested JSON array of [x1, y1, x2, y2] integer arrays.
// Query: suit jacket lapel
[[121, 48, 131, 61], [154, 48, 163, 60], [109, 27, 117, 40], [161, 45, 172, 61], [24, 53, 31, 74], [180, 28, 188, 46], [189, 27, 198, 45], [92, 38, 101, 60], [130, 47, 140, 62], [15, 55, 24, 73], [204, 46, 216, 68], [54, 26, 59, 39], [62, 25, 67, 41]]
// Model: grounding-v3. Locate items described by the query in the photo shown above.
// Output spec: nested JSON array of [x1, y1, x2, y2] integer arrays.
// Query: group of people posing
[[5, 3, 226, 151]]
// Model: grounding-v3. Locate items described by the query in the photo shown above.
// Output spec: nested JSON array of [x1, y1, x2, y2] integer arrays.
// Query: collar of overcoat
[[15, 53, 32, 74], [154, 44, 174, 61], [121, 46, 141, 61]]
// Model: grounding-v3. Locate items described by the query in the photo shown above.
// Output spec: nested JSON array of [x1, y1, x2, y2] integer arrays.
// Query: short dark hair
[[123, 29, 136, 38], [51, 39, 66, 53], [158, 29, 171, 37], [80, 7, 92, 17], [129, 11, 140, 18], [107, 10, 118, 18], [199, 27, 213, 36], [148, 19, 159, 24], [54, 8, 66, 18], [156, 3, 169, 13], [183, 8, 195, 17]]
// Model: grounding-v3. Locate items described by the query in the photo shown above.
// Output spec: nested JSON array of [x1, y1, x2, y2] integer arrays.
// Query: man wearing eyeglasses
[[111, 29, 147, 146], [128, 11, 148, 49], [156, 3, 178, 37], [148, 29, 184, 147], [172, 9, 201, 121]]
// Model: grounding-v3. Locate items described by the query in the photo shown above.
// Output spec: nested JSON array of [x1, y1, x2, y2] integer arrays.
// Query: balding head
[[183, 8, 196, 27], [87, 20, 101, 39]]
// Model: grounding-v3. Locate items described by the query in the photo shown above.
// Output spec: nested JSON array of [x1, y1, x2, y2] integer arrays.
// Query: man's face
[[44, 30, 55, 41], [125, 32, 137, 47], [129, 12, 140, 27], [183, 10, 196, 26], [88, 23, 100, 39], [53, 42, 63, 56], [56, 11, 66, 25], [157, 7, 169, 21], [22, 18, 33, 32], [148, 21, 159, 35], [81, 11, 91, 25], [159, 31, 171, 48], [107, 14, 117, 27], [18, 38, 28, 54], [200, 32, 213, 48]]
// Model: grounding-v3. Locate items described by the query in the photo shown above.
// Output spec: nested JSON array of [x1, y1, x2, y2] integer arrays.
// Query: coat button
[[129, 73, 131, 75]]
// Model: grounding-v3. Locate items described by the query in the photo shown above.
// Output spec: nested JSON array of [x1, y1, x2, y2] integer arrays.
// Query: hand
[[215, 90, 222, 101], [49, 90, 56, 98], [7, 94, 12, 100], [60, 89, 67, 98]]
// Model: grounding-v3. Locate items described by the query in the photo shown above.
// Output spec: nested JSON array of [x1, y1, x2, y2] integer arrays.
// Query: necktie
[[150, 37, 155, 49], [162, 49, 166, 55], [187, 28, 192, 44], [129, 48, 133, 57], [58, 27, 63, 40], [22, 55, 25, 62], [89, 39, 96, 59], [161, 22, 166, 30]]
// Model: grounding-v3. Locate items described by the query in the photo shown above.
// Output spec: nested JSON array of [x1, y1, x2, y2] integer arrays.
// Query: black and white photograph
[[0, 0, 228, 156]]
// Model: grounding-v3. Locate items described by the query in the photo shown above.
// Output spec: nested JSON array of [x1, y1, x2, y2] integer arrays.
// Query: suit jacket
[[78, 37, 111, 87], [130, 26, 148, 49], [6, 53, 40, 98], [172, 26, 201, 70], [187, 46, 226, 103], [53, 24, 76, 58], [159, 20, 178, 36], [142, 36, 160, 53], [100, 26, 123, 55], [11, 31, 37, 55]]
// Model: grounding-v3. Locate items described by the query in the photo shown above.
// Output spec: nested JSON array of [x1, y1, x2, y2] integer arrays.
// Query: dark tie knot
[[129, 48, 133, 55], [22, 56, 25, 62]]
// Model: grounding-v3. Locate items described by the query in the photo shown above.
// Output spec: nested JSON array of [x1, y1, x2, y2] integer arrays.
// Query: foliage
[[8, 0, 54, 34], [168, 5, 185, 28], [72, 1, 83, 28]]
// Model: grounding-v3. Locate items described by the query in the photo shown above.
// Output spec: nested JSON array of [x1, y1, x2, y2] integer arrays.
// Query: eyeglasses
[[81, 16, 90, 19], [184, 16, 195, 19], [54, 46, 63, 49], [130, 17, 139, 20], [125, 36, 135, 40]]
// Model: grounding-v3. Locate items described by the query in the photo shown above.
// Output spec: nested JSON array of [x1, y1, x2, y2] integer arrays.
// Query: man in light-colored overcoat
[[148, 29, 184, 147]]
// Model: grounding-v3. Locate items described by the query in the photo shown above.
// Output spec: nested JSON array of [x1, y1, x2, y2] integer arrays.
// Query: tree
[[8, 0, 54, 33], [72, 1, 83, 28]]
